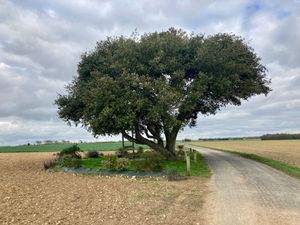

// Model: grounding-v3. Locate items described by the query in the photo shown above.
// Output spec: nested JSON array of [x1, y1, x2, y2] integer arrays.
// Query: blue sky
[[0, 0, 300, 145]]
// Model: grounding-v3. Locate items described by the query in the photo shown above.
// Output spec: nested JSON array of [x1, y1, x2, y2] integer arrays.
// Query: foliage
[[59, 144, 81, 159], [86, 151, 99, 158], [135, 151, 165, 172], [261, 133, 300, 140], [59, 155, 82, 168], [56, 28, 271, 159], [77, 152, 211, 177], [115, 158, 131, 171], [102, 155, 118, 170], [101, 155, 131, 171]]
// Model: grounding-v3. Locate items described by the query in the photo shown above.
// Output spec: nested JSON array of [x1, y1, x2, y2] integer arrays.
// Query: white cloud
[[0, 0, 300, 145]]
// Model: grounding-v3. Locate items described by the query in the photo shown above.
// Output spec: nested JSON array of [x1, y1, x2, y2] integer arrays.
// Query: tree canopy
[[56, 28, 271, 159]]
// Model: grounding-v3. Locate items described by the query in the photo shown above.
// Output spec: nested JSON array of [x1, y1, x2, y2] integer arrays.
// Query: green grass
[[193, 145, 300, 179], [162, 153, 211, 177], [0, 142, 146, 153], [80, 152, 211, 177], [81, 158, 105, 169]]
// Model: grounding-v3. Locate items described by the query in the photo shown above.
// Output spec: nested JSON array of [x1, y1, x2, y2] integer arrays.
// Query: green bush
[[116, 158, 130, 171], [59, 155, 82, 168], [86, 151, 99, 158], [102, 155, 118, 170], [59, 144, 81, 159], [136, 151, 165, 172]]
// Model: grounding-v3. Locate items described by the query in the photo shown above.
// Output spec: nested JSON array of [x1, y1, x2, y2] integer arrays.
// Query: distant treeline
[[28, 140, 121, 146], [197, 136, 259, 141], [260, 133, 300, 140]]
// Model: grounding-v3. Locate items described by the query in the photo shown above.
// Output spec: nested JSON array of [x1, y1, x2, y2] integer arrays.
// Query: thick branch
[[147, 125, 164, 147], [134, 123, 175, 159], [121, 130, 143, 145]]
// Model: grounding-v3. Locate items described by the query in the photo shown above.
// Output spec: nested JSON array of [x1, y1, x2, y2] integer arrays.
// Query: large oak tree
[[56, 28, 270, 160]]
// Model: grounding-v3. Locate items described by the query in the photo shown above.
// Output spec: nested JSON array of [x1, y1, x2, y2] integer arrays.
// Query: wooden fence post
[[186, 150, 191, 176], [194, 150, 197, 162]]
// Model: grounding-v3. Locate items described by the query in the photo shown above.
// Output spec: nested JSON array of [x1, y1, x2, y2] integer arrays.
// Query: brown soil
[[0, 153, 209, 225]]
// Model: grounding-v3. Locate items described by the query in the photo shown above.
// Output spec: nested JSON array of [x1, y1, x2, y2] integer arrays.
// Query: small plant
[[102, 155, 118, 170], [116, 158, 130, 171], [59, 144, 81, 159], [86, 151, 99, 158], [43, 159, 58, 170], [136, 151, 165, 172], [116, 147, 129, 158], [59, 155, 82, 168]]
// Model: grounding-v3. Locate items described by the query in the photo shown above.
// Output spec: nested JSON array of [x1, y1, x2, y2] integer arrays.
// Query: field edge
[[189, 144, 300, 179]]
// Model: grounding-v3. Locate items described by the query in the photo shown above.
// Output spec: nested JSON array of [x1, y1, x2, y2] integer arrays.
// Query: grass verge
[[80, 152, 211, 177], [193, 145, 300, 179]]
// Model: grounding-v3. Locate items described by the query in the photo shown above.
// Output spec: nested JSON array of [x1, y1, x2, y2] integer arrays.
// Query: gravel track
[[0, 152, 208, 225], [191, 146, 300, 225]]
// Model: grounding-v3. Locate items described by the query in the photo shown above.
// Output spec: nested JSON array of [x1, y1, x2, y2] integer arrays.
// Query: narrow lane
[[190, 146, 300, 225]]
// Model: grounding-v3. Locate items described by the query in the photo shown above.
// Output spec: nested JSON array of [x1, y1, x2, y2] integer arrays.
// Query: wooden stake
[[194, 150, 197, 162], [186, 151, 191, 176]]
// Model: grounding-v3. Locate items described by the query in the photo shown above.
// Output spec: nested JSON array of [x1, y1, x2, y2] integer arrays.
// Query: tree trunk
[[122, 126, 180, 160], [164, 126, 180, 160]]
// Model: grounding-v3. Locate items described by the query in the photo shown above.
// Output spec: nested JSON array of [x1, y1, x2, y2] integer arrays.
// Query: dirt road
[[190, 146, 300, 225]]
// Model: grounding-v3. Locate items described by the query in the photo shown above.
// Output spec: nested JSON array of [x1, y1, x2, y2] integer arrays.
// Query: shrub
[[116, 147, 129, 158], [116, 158, 130, 171], [102, 155, 118, 170], [136, 151, 165, 172], [86, 151, 99, 158], [59, 144, 81, 159], [59, 155, 82, 168]]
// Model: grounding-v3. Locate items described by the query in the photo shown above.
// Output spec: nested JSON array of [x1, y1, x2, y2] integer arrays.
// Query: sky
[[0, 0, 300, 145]]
